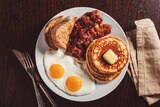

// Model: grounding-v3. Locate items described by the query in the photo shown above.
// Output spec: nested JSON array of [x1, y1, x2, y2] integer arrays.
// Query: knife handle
[[38, 83, 58, 107], [32, 78, 46, 107]]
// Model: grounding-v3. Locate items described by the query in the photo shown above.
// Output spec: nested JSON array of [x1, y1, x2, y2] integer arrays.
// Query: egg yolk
[[66, 76, 82, 92], [50, 64, 64, 79]]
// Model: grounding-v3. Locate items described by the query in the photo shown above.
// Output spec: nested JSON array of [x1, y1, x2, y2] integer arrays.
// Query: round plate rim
[[35, 7, 128, 102]]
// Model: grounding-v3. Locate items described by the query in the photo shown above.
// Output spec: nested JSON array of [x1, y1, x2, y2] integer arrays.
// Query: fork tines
[[22, 52, 34, 69]]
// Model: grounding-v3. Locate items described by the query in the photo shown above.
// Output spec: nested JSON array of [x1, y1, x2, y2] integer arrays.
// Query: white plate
[[35, 7, 129, 102]]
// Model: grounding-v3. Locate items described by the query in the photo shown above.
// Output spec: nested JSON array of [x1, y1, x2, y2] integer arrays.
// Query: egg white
[[43, 49, 95, 96]]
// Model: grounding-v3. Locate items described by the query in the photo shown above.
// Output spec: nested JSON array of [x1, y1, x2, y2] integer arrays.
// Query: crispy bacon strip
[[66, 10, 111, 61]]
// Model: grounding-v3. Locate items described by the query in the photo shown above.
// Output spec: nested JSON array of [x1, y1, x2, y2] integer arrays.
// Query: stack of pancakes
[[86, 36, 129, 83]]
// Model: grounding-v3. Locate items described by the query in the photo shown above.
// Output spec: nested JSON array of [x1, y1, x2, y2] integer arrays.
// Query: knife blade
[[12, 50, 27, 70], [12, 50, 42, 82]]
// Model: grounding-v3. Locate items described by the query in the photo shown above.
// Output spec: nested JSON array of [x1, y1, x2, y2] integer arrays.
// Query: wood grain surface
[[0, 0, 160, 107]]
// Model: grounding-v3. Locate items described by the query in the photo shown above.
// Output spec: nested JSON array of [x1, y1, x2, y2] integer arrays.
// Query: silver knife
[[12, 50, 58, 107]]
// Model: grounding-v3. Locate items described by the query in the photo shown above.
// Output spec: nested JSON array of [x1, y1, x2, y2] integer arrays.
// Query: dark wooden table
[[0, 0, 160, 107]]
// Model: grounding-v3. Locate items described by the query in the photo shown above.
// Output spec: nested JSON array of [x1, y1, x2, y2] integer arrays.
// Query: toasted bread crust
[[45, 16, 64, 49], [51, 16, 77, 49]]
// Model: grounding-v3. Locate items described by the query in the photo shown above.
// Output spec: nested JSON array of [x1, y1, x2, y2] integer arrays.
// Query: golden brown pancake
[[86, 64, 120, 83], [92, 36, 129, 74], [86, 40, 121, 83]]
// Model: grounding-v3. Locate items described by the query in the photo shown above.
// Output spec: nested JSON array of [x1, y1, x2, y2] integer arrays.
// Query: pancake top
[[86, 41, 121, 83], [92, 36, 129, 74]]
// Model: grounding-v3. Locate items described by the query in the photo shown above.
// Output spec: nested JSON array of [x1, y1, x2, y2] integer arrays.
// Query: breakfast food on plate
[[92, 36, 129, 74], [45, 16, 77, 49], [45, 16, 64, 49], [86, 36, 129, 83], [102, 49, 118, 65], [66, 10, 111, 61], [52, 16, 77, 49], [44, 49, 95, 96], [43, 9, 128, 96]]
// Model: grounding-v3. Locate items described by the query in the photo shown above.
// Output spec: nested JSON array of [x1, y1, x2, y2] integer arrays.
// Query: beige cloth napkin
[[126, 18, 160, 105]]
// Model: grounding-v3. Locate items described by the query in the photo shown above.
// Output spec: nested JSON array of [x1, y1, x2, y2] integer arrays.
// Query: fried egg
[[44, 49, 95, 96]]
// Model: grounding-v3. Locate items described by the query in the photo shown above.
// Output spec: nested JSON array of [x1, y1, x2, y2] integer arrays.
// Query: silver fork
[[13, 50, 58, 107], [22, 52, 46, 107]]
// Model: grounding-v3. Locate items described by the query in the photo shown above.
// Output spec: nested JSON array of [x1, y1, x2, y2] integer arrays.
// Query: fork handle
[[32, 78, 46, 107]]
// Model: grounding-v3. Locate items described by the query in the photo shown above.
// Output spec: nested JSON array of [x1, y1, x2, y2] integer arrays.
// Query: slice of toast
[[51, 16, 77, 49], [45, 16, 64, 49]]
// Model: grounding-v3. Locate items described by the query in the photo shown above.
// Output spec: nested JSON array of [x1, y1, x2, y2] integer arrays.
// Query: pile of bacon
[[66, 10, 111, 61]]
